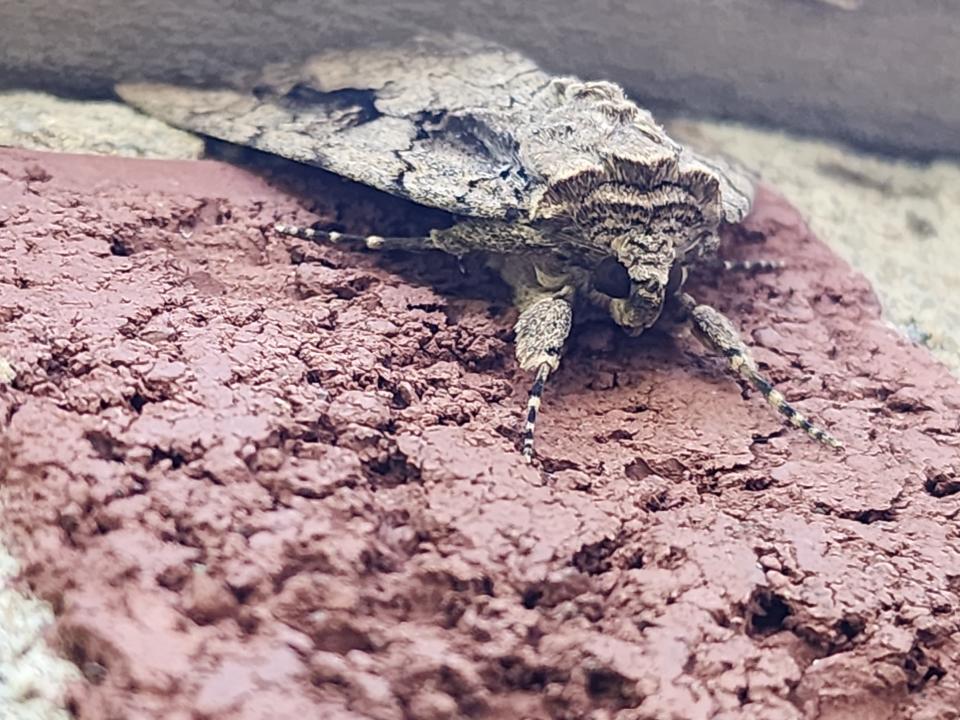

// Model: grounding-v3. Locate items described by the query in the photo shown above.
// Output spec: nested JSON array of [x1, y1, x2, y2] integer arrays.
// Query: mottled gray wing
[[117, 35, 551, 220], [118, 33, 755, 225], [678, 148, 757, 224]]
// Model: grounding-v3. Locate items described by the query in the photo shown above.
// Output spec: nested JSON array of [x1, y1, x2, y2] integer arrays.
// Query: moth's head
[[590, 229, 691, 335], [580, 178, 719, 334]]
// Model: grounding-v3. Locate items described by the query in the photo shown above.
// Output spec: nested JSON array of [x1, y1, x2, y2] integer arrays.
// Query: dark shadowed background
[[1, 0, 958, 158]]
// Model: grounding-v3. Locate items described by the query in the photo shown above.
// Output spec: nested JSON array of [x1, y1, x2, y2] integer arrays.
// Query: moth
[[117, 34, 841, 459]]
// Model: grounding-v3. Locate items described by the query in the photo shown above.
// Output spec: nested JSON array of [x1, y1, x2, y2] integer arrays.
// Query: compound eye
[[666, 263, 687, 294], [593, 256, 631, 298]]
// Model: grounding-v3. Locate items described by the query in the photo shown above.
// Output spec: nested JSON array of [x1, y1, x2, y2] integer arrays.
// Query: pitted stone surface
[[2, 147, 959, 718]]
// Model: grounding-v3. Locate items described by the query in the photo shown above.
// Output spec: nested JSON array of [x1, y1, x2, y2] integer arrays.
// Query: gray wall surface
[[1, 0, 958, 158]]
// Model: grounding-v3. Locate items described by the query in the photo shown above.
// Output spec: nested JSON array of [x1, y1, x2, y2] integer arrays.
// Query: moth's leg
[[718, 258, 784, 273], [273, 223, 442, 252], [693, 257, 784, 274], [687, 236, 783, 275], [514, 295, 574, 460], [677, 292, 842, 450], [275, 219, 554, 256]]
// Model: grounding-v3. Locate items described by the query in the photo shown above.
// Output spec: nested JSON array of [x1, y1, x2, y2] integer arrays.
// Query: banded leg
[[514, 295, 574, 460], [274, 223, 438, 252], [695, 257, 785, 274], [718, 258, 784, 273], [678, 292, 842, 450], [275, 218, 554, 256]]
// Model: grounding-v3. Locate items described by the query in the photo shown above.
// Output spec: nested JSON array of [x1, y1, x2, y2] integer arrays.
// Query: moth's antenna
[[522, 363, 551, 460]]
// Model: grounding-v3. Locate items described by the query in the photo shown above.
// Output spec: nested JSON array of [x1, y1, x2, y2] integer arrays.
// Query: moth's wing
[[115, 82, 416, 194], [677, 147, 757, 224], [472, 79, 756, 229], [117, 35, 552, 220]]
